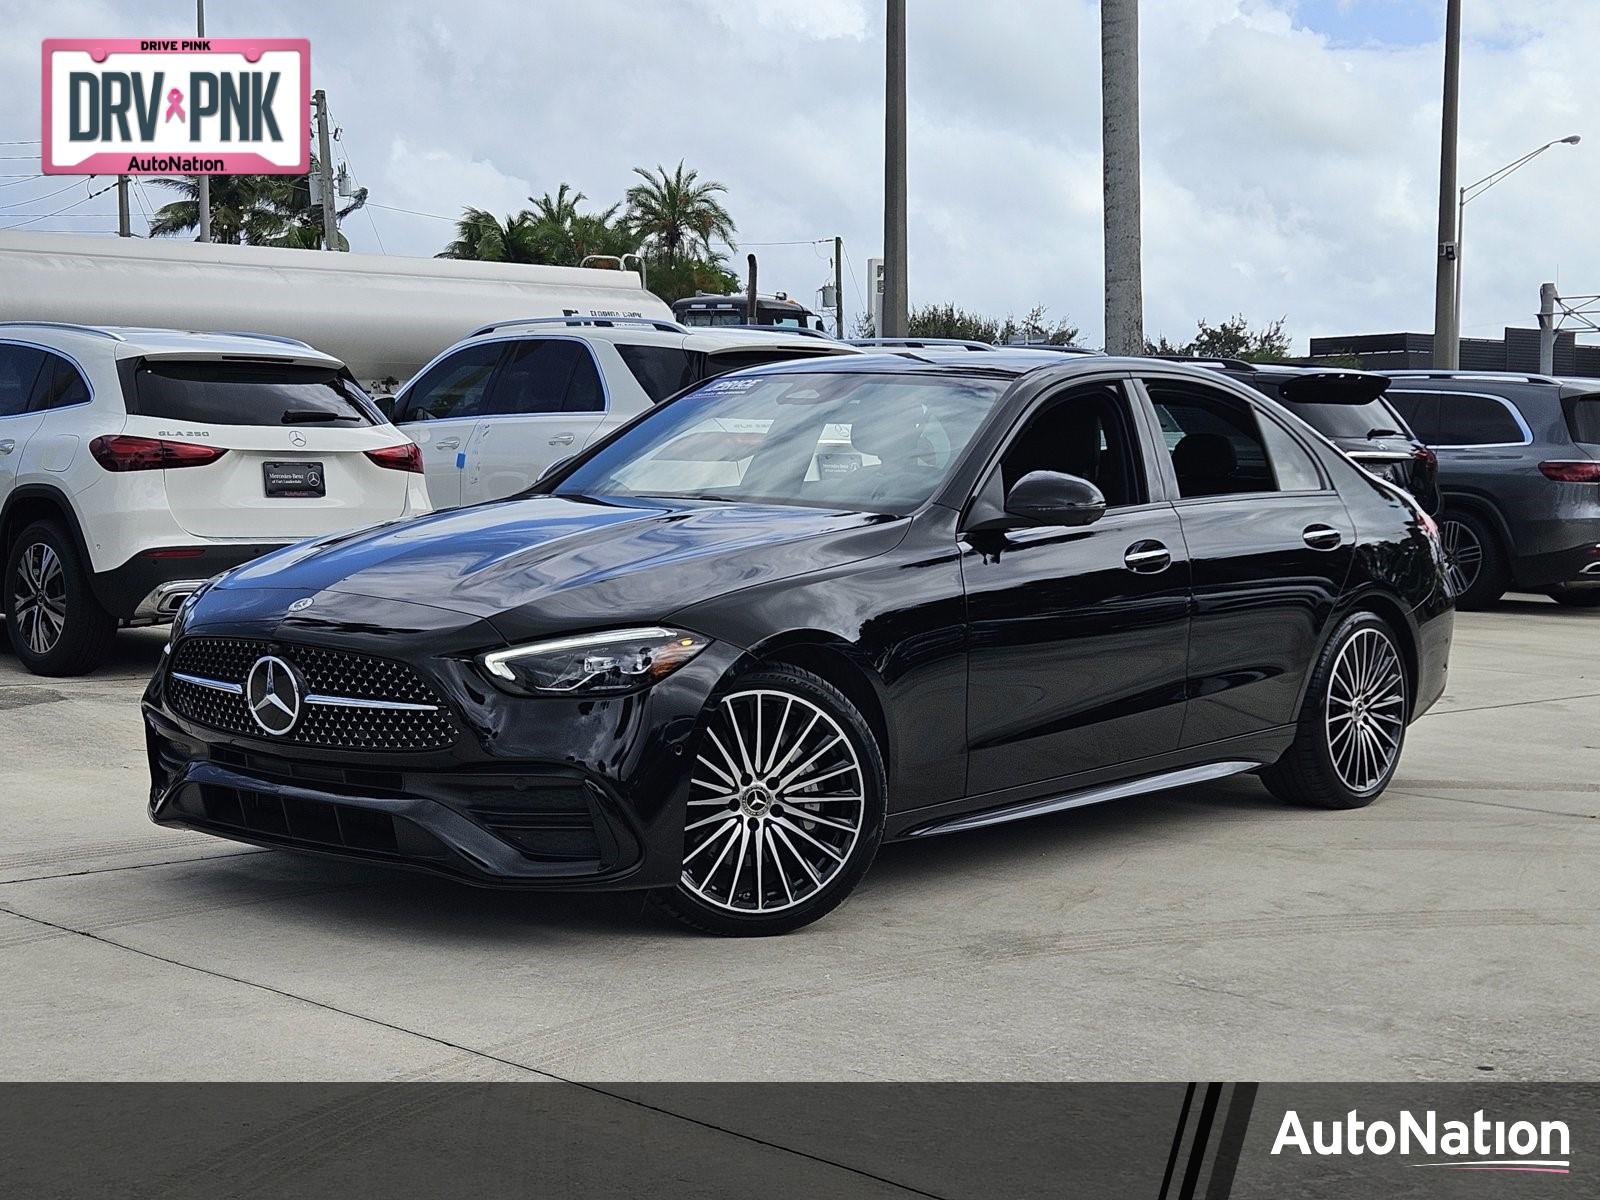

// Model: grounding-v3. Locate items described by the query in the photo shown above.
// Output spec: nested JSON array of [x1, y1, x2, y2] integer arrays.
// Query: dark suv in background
[[1162, 360, 1441, 515], [1383, 372, 1600, 609]]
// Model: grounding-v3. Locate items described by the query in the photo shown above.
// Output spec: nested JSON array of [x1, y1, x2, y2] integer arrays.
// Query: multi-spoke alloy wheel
[[658, 666, 886, 936], [1261, 612, 1409, 810], [4, 521, 119, 676], [12, 541, 67, 656], [1324, 627, 1406, 794], [1438, 518, 1482, 598]]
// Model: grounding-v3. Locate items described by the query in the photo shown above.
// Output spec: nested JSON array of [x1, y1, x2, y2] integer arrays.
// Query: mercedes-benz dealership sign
[[41, 37, 309, 175]]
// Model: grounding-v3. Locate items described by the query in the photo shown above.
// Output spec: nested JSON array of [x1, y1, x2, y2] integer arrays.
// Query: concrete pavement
[[1, 600, 1595, 1081]]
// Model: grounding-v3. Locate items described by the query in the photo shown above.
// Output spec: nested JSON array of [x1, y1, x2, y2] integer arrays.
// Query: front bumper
[[143, 635, 744, 891]]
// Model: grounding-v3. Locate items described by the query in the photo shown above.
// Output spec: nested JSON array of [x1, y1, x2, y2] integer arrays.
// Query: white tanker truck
[[0, 230, 671, 392]]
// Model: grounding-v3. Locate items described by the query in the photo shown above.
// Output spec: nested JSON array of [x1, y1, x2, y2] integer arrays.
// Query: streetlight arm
[[1461, 136, 1582, 204]]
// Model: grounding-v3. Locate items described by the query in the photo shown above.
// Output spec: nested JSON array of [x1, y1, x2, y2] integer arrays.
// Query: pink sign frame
[[41, 37, 311, 175]]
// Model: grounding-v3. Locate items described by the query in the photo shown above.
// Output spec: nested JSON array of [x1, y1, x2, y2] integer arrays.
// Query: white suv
[[389, 317, 859, 507], [0, 324, 432, 675]]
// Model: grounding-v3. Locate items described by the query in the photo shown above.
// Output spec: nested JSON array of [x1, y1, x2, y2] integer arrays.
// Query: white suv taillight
[[364, 442, 424, 473], [89, 435, 227, 472]]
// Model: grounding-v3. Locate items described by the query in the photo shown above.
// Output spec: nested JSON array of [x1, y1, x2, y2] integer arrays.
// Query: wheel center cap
[[741, 786, 774, 816]]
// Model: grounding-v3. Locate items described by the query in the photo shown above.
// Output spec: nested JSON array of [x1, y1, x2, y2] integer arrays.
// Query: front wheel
[[1261, 613, 1409, 810], [653, 664, 887, 936]]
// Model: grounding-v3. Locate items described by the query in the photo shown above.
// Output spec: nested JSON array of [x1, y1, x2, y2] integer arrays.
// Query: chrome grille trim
[[171, 672, 244, 695], [172, 673, 439, 711]]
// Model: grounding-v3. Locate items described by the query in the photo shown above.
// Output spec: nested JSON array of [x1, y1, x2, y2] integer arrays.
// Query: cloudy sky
[[2, 0, 1596, 351]]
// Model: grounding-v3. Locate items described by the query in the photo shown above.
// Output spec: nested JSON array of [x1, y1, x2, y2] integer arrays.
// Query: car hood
[[215, 495, 907, 643]]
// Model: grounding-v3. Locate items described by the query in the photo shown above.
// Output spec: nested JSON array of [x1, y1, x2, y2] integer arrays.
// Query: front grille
[[168, 637, 457, 752]]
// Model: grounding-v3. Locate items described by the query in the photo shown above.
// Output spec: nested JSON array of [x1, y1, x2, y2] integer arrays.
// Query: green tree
[[625, 160, 736, 264], [437, 208, 544, 262], [895, 302, 1081, 345], [1146, 315, 1291, 362], [147, 162, 366, 249]]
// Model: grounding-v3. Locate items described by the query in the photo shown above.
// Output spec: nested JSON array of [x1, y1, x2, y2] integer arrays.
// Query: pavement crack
[[1421, 690, 1600, 718], [0, 901, 952, 1200]]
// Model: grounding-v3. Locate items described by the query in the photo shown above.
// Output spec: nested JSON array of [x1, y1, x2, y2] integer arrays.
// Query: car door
[[392, 342, 505, 509], [1135, 373, 1356, 747], [962, 377, 1192, 796], [464, 338, 609, 504], [0, 343, 50, 496]]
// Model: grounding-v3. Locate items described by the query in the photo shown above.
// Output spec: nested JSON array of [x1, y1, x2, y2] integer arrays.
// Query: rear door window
[[1386, 393, 1441, 443], [0, 344, 48, 418], [1145, 379, 1278, 497], [1429, 393, 1527, 446], [616, 343, 698, 402], [486, 340, 605, 414], [128, 361, 376, 426], [32, 354, 92, 411]]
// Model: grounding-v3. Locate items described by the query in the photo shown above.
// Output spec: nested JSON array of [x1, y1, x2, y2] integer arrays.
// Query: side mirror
[[372, 393, 397, 421], [1003, 471, 1106, 528]]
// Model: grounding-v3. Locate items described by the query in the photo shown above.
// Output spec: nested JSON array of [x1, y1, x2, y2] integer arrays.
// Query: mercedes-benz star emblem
[[289, 430, 307, 447], [245, 655, 302, 737], [288, 597, 314, 613]]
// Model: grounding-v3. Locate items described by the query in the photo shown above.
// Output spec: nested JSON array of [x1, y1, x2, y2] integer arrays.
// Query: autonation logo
[[1272, 1108, 1571, 1175]]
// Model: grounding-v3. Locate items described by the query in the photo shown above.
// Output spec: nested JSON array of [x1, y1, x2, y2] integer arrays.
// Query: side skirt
[[896, 760, 1268, 840]]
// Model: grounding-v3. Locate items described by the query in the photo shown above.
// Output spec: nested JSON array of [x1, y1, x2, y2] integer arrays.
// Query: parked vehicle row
[[143, 351, 1453, 935]]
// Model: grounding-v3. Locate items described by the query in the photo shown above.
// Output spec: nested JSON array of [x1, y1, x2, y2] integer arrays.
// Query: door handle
[[0, 440, 14, 455], [1302, 524, 1344, 551], [434, 437, 460, 450], [548, 433, 575, 446], [1124, 541, 1172, 574]]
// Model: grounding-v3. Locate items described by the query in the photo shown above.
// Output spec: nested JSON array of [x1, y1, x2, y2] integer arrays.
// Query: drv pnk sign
[[42, 38, 309, 175]]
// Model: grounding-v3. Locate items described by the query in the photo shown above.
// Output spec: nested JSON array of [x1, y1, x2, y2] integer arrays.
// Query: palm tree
[[436, 209, 544, 262], [624, 161, 736, 264], [528, 183, 586, 227], [147, 161, 366, 248]]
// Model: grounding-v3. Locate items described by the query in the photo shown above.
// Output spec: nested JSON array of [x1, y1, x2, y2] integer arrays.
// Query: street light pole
[[1100, 0, 1144, 356], [882, 0, 908, 338], [196, 0, 210, 243], [1432, 0, 1461, 368], [1454, 135, 1581, 343]]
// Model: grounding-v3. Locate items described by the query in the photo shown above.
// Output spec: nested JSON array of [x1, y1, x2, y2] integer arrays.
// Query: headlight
[[478, 627, 710, 697]]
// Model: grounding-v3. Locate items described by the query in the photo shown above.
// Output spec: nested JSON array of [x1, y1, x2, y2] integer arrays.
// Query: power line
[[0, 179, 81, 211], [367, 201, 457, 222], [3, 180, 117, 230], [0, 138, 41, 145]]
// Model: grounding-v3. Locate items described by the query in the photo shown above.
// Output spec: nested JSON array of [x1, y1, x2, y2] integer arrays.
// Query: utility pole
[[882, 0, 909, 338], [1432, 0, 1462, 368], [116, 177, 131, 237], [1539, 282, 1558, 375], [834, 236, 845, 338], [1100, 0, 1144, 355], [196, 0, 211, 242], [313, 90, 339, 251]]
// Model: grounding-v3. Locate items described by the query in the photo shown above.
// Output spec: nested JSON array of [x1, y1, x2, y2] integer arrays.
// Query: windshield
[[555, 371, 1007, 514]]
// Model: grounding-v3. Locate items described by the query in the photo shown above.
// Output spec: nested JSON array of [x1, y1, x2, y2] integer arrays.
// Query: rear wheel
[[1262, 612, 1408, 810], [4, 521, 117, 676], [1438, 509, 1507, 609], [1547, 586, 1600, 608], [653, 665, 887, 936]]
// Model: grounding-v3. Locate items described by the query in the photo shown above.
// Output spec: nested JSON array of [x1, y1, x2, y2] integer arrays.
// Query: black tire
[[1546, 586, 1600, 609], [1261, 612, 1409, 810], [1439, 508, 1508, 610], [652, 664, 888, 936], [4, 520, 118, 676]]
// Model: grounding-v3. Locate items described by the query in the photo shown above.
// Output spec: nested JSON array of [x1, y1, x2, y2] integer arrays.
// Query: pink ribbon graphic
[[164, 88, 185, 123]]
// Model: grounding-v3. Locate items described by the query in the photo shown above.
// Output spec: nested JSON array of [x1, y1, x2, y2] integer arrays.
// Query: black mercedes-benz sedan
[[143, 351, 1454, 935]]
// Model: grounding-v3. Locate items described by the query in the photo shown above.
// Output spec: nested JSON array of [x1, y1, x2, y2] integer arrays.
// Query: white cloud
[[3, 0, 1598, 350]]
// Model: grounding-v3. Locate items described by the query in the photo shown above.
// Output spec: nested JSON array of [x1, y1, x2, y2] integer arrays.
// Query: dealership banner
[[1, 1083, 1594, 1197], [41, 38, 310, 175]]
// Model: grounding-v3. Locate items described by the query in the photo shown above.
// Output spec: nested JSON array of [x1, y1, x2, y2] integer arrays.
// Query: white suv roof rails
[[0, 321, 126, 341], [1386, 369, 1563, 386], [470, 315, 689, 338]]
